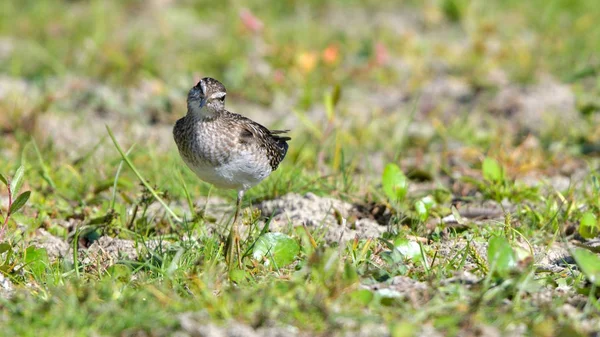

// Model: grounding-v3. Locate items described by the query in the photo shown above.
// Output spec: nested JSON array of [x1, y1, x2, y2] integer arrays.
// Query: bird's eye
[[218, 95, 225, 101]]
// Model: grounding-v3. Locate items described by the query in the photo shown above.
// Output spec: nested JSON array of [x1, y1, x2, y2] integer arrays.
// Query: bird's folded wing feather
[[232, 115, 290, 171]]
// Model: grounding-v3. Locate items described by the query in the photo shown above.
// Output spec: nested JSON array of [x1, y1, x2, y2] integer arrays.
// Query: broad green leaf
[[9, 191, 31, 214], [228, 269, 249, 283], [579, 212, 599, 239], [572, 248, 600, 286], [343, 262, 358, 284], [482, 158, 503, 183], [487, 236, 517, 278], [391, 322, 417, 337], [0, 173, 7, 186], [1, 243, 14, 267], [415, 200, 428, 222], [417, 196, 436, 222], [382, 163, 408, 202], [10, 165, 25, 196], [24, 246, 49, 278], [0, 243, 11, 254], [395, 239, 421, 261], [442, 0, 466, 22], [107, 264, 132, 281], [349, 289, 373, 305], [420, 195, 436, 208], [252, 233, 300, 267]]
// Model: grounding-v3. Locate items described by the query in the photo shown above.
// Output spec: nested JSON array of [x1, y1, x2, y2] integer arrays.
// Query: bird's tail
[[271, 130, 291, 162]]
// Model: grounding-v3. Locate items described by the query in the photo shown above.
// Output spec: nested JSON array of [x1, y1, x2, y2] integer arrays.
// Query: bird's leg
[[226, 190, 244, 268]]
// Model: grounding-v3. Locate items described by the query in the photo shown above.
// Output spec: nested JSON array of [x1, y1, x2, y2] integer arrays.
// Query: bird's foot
[[225, 228, 243, 269]]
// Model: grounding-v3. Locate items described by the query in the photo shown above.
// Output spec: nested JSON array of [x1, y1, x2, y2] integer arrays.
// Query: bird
[[173, 77, 290, 267]]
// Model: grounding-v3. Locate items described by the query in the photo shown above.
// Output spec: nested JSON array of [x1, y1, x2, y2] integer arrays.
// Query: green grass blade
[[105, 125, 182, 222], [177, 169, 195, 219], [111, 145, 136, 210], [31, 139, 57, 190]]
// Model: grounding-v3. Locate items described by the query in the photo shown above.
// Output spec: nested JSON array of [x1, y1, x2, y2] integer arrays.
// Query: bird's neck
[[187, 105, 219, 120]]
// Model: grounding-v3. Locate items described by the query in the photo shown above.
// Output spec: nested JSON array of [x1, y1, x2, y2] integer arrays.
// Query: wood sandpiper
[[173, 77, 290, 267]]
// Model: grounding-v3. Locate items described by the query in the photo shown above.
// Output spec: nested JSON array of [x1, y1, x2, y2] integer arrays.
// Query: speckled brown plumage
[[173, 77, 290, 191]]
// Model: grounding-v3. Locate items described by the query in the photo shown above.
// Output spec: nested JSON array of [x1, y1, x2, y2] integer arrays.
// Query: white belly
[[182, 149, 272, 191]]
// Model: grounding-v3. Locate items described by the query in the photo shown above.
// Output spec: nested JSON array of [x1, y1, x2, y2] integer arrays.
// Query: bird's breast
[[174, 118, 272, 190], [181, 148, 272, 190]]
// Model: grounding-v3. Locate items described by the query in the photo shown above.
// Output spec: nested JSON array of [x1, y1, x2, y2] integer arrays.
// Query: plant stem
[[1, 183, 12, 239]]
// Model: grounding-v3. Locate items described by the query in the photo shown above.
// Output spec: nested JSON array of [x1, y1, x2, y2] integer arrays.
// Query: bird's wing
[[228, 113, 290, 171]]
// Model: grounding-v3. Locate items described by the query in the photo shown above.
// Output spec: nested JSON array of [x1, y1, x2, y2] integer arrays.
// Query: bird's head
[[187, 77, 227, 117]]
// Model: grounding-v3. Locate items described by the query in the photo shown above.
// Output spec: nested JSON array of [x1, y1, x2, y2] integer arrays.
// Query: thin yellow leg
[[226, 190, 244, 268]]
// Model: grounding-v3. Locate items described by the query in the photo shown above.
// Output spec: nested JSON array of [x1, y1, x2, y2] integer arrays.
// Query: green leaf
[[442, 0, 468, 22], [0, 173, 7, 186], [107, 264, 132, 281], [420, 195, 436, 208], [572, 248, 600, 286], [343, 262, 358, 284], [482, 157, 503, 183], [9, 191, 31, 214], [487, 236, 517, 278], [349, 289, 373, 305], [417, 196, 436, 222], [1, 242, 14, 268], [394, 239, 421, 261], [10, 165, 25, 196], [451, 205, 465, 225], [0, 243, 11, 254], [579, 212, 599, 239], [252, 233, 300, 268], [391, 322, 417, 337], [228, 268, 249, 283], [382, 163, 408, 202], [24, 246, 49, 278], [415, 200, 428, 222]]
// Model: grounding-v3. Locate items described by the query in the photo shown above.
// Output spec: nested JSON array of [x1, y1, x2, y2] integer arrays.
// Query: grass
[[0, 0, 600, 336]]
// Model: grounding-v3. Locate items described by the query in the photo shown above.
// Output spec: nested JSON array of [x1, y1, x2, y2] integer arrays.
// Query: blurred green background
[[1, 0, 598, 99], [1, 0, 598, 171]]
